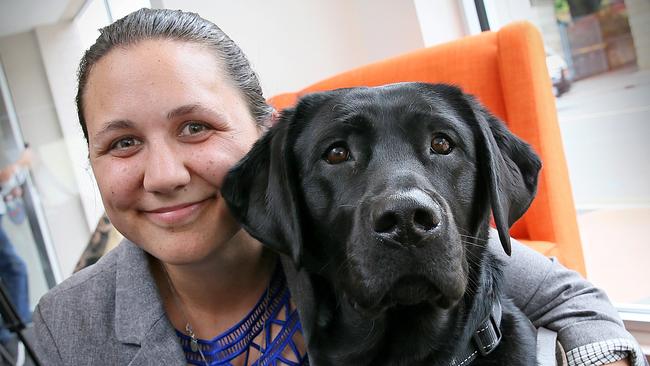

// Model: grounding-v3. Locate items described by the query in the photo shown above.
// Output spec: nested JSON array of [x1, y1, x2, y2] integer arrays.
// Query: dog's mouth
[[348, 275, 454, 316], [383, 276, 450, 308]]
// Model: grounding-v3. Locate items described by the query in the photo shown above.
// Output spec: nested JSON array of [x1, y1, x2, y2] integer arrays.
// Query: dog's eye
[[430, 134, 454, 155], [324, 144, 350, 164]]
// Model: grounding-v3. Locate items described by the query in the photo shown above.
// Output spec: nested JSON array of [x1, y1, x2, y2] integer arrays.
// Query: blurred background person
[[0, 146, 33, 361]]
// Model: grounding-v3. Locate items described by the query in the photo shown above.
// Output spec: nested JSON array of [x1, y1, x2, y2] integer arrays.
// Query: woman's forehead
[[87, 39, 224, 89], [83, 40, 242, 129]]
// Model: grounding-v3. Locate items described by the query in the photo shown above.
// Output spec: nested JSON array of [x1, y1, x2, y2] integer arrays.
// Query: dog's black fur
[[222, 83, 541, 365]]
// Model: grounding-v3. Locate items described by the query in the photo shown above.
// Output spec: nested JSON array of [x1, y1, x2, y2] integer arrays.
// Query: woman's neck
[[151, 229, 277, 339]]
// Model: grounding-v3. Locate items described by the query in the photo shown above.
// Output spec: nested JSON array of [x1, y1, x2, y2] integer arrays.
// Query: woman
[[33, 8, 642, 366]]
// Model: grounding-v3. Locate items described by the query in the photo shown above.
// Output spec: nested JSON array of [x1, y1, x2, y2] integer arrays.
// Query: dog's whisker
[[462, 243, 487, 253], [457, 227, 488, 239], [464, 252, 484, 268], [460, 237, 487, 244], [466, 258, 482, 268], [336, 204, 357, 209], [465, 248, 483, 258], [461, 240, 486, 248], [459, 234, 488, 242], [466, 277, 479, 290]]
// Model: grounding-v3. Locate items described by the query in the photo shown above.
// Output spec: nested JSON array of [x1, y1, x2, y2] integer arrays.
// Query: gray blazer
[[34, 240, 186, 365], [33, 232, 640, 365]]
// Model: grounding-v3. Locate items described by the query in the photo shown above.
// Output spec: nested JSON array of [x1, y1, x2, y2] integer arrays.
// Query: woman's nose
[[143, 142, 191, 194]]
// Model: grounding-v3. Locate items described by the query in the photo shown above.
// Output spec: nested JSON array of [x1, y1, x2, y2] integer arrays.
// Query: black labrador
[[222, 82, 541, 365]]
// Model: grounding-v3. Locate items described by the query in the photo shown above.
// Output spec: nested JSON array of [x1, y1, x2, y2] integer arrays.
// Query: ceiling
[[0, 0, 86, 37]]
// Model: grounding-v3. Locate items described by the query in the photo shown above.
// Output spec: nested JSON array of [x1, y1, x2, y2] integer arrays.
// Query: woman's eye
[[324, 144, 350, 164], [180, 121, 210, 136], [430, 134, 454, 155], [111, 137, 141, 151]]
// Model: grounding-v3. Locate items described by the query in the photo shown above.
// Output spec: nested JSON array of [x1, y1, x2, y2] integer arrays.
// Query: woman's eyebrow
[[94, 119, 134, 140], [94, 104, 227, 140], [166, 103, 225, 120]]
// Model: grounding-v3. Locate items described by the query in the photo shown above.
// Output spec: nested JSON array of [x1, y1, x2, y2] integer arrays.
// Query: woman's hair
[[76, 8, 272, 142]]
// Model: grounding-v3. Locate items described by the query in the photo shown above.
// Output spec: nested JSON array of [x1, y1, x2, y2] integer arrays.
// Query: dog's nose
[[372, 190, 441, 247]]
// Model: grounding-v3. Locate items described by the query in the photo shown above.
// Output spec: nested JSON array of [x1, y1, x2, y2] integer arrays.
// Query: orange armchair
[[269, 21, 586, 276]]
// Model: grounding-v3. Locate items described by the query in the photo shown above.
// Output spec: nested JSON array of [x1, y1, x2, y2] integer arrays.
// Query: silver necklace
[[161, 262, 274, 366], [255, 286, 271, 365], [161, 264, 209, 366]]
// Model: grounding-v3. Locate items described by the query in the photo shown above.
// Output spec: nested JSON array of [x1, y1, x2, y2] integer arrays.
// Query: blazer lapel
[[114, 240, 185, 364], [128, 317, 186, 365]]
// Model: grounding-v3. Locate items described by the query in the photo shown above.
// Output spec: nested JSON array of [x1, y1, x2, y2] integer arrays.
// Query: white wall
[[347, 0, 425, 64], [414, 0, 468, 47], [34, 21, 105, 232], [0, 30, 90, 277], [160, 0, 426, 97]]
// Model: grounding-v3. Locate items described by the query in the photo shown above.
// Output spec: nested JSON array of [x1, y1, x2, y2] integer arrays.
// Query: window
[[476, 0, 650, 352]]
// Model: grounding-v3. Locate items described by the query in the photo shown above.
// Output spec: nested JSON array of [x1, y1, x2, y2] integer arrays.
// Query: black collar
[[449, 298, 503, 366]]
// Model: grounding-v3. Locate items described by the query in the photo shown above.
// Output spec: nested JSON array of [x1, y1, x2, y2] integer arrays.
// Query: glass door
[[0, 58, 60, 316]]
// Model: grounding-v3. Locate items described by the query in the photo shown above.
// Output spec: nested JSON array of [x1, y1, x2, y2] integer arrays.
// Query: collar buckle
[[472, 300, 502, 356]]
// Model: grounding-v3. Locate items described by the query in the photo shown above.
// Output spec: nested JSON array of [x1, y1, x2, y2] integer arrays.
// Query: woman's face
[[84, 40, 262, 265]]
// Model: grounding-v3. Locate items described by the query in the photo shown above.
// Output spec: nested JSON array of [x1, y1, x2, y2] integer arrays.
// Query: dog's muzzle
[[346, 186, 466, 313], [370, 189, 443, 248]]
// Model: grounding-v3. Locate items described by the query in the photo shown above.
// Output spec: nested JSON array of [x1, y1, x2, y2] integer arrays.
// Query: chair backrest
[[268, 21, 586, 276]]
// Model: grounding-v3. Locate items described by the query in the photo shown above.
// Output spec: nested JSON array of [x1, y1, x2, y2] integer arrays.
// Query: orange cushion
[[267, 21, 585, 277]]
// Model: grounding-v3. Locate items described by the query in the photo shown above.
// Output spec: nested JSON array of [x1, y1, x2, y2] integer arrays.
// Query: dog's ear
[[466, 95, 542, 255], [222, 92, 335, 266], [221, 108, 303, 265]]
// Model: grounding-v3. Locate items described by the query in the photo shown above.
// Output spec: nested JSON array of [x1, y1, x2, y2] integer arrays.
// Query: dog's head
[[223, 82, 540, 321]]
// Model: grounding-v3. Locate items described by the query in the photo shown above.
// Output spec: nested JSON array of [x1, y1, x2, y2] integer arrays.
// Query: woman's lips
[[143, 198, 212, 227]]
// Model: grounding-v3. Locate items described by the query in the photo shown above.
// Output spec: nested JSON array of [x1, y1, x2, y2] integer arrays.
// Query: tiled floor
[[578, 208, 650, 304]]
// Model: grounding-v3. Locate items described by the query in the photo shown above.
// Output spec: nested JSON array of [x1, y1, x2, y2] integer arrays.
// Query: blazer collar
[[113, 239, 185, 363]]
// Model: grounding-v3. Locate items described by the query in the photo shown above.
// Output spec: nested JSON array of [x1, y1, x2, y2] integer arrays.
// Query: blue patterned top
[[176, 265, 309, 366]]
